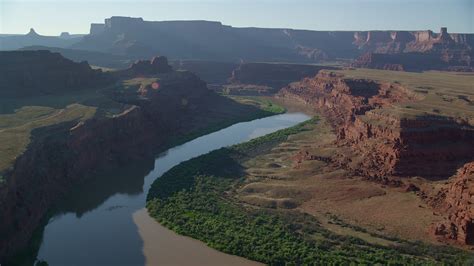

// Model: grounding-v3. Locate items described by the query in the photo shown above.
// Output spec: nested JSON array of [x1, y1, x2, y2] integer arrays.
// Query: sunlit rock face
[[278, 71, 474, 181]]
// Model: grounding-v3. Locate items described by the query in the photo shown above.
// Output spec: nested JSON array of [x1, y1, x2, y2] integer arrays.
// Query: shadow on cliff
[[7, 154, 155, 266], [52, 157, 154, 217], [395, 115, 474, 180]]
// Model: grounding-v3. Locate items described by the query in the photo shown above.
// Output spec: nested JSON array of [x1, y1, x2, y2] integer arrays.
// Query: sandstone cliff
[[430, 162, 474, 245], [71, 17, 474, 70], [279, 71, 474, 181], [352, 27, 473, 71]]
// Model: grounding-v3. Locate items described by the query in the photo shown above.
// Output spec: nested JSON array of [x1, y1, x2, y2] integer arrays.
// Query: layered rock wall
[[279, 71, 474, 244], [75, 17, 474, 68], [278, 71, 474, 180], [431, 163, 474, 245]]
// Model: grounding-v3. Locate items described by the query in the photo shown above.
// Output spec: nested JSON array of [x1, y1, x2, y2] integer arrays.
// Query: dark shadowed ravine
[[36, 112, 311, 266]]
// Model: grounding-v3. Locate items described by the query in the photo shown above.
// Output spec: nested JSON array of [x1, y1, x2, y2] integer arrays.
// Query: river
[[37, 112, 311, 266]]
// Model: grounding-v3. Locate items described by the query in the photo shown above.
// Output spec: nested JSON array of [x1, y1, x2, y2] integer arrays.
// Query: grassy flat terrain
[[147, 116, 469, 264], [0, 78, 135, 176], [0, 104, 97, 174], [338, 69, 474, 124]]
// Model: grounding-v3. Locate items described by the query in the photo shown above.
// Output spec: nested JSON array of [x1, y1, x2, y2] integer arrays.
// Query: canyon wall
[[431, 162, 474, 245], [70, 17, 474, 70], [0, 54, 264, 262], [279, 71, 474, 180], [2, 17, 472, 71]]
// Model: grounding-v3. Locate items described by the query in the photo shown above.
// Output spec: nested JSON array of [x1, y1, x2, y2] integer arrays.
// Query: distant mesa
[[2, 17, 473, 72], [351, 27, 473, 71], [74, 18, 473, 71], [0, 28, 84, 50], [26, 28, 39, 36], [59, 32, 71, 38]]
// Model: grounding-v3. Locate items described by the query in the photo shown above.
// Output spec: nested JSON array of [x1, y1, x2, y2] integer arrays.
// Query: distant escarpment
[[352, 51, 473, 72], [0, 52, 268, 263], [278, 71, 474, 180], [19, 46, 131, 69], [0, 28, 83, 51], [70, 17, 473, 70], [0, 50, 111, 97], [352, 28, 473, 71], [213, 63, 333, 96], [229, 63, 333, 90]]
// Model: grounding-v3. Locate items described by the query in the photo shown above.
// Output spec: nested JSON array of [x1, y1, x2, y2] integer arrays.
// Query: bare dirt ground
[[237, 114, 445, 246]]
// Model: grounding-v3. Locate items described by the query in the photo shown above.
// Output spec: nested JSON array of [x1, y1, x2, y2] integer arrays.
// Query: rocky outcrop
[[353, 28, 473, 71], [278, 71, 474, 180], [170, 60, 239, 84], [430, 162, 474, 245], [0, 50, 111, 97], [118, 56, 172, 76]]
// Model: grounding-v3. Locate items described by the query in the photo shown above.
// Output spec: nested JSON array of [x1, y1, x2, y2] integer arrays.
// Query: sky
[[0, 0, 473, 35]]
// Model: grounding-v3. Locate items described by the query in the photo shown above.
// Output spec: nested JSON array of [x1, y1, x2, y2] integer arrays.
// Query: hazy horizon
[[1, 0, 473, 35]]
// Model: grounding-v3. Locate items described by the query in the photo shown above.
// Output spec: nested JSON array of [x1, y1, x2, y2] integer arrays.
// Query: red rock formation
[[280, 71, 474, 245], [278, 71, 474, 180], [430, 162, 474, 245], [353, 28, 473, 71]]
